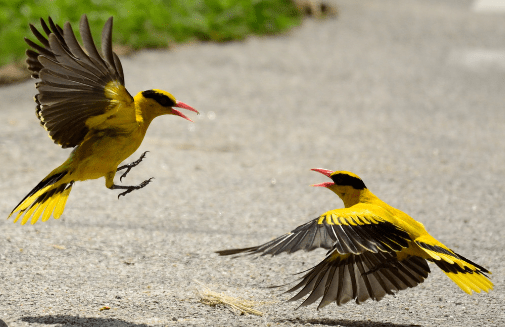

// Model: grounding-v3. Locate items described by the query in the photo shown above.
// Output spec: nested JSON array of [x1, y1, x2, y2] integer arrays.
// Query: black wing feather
[[286, 251, 430, 308], [217, 209, 412, 257], [25, 14, 131, 148]]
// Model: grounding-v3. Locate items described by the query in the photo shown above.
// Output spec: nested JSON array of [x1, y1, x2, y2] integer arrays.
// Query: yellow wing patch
[[317, 210, 385, 226], [84, 81, 134, 129]]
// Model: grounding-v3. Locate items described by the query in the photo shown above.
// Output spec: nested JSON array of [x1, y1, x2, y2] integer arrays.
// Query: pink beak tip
[[312, 181, 334, 188], [175, 100, 199, 115], [171, 108, 194, 122], [311, 168, 333, 177]]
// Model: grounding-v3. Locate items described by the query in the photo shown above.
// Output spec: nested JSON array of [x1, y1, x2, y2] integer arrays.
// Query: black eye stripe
[[331, 173, 366, 189], [142, 90, 175, 107]]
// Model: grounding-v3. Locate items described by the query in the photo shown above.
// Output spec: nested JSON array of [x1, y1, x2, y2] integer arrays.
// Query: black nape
[[331, 173, 366, 189]]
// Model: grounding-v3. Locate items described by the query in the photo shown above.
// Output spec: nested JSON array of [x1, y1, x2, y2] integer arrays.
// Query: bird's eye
[[157, 96, 170, 107], [155, 95, 174, 107]]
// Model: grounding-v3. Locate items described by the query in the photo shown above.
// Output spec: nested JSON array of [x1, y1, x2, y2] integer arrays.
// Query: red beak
[[311, 168, 334, 187], [312, 181, 335, 188], [311, 168, 334, 177], [171, 100, 199, 122]]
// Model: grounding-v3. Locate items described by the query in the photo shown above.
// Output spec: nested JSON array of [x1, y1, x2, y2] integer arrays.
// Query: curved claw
[[118, 151, 150, 182], [115, 177, 154, 199]]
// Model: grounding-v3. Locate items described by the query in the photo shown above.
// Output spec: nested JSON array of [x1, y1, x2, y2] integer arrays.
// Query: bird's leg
[[110, 177, 154, 199], [116, 151, 149, 182]]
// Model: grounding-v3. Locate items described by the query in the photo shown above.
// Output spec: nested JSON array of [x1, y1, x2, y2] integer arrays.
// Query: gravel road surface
[[0, 0, 504, 326]]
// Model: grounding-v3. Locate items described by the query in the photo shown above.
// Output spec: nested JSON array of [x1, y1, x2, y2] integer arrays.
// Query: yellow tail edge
[[9, 171, 73, 225]]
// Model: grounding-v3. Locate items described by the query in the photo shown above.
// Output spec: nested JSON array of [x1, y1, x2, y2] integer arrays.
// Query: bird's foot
[[111, 177, 154, 199], [117, 151, 149, 182]]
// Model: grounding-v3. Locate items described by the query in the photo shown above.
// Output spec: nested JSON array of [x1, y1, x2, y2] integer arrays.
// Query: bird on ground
[[217, 169, 493, 309], [8, 15, 198, 225]]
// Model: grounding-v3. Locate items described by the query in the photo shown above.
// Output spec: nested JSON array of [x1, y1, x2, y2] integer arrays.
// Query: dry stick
[[194, 280, 265, 316]]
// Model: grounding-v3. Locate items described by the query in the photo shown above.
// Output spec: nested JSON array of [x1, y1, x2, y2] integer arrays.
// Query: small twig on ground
[[194, 280, 264, 316]]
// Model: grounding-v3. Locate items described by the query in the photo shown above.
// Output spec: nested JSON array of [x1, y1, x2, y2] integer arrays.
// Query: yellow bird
[[8, 15, 198, 225], [217, 169, 492, 309]]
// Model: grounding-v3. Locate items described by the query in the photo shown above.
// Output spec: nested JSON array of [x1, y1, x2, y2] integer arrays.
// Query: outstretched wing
[[286, 251, 430, 308], [217, 204, 412, 257], [25, 14, 133, 148]]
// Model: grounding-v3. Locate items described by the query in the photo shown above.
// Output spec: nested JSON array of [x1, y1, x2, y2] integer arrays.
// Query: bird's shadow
[[276, 318, 422, 327], [20, 315, 149, 327]]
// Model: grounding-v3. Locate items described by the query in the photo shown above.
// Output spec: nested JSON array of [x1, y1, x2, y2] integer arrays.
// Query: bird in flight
[[217, 169, 493, 309], [9, 15, 198, 225]]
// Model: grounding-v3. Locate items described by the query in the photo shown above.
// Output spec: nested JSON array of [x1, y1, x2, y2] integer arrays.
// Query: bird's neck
[[133, 93, 166, 130], [341, 188, 376, 208], [134, 104, 161, 134]]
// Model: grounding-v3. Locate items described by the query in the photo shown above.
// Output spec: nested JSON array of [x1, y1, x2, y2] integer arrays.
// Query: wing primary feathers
[[286, 258, 327, 300], [24, 38, 54, 59], [294, 225, 318, 252], [28, 24, 50, 47], [63, 21, 102, 72], [101, 17, 116, 72], [48, 34, 94, 77], [40, 17, 52, 36], [346, 255, 357, 304], [299, 264, 331, 307], [361, 253, 395, 297], [353, 255, 374, 303], [47, 17, 66, 46], [318, 258, 345, 308], [261, 234, 299, 256], [79, 15, 109, 74], [112, 52, 125, 85], [216, 217, 338, 257], [272, 229, 311, 255], [215, 246, 260, 256], [318, 264, 338, 307]]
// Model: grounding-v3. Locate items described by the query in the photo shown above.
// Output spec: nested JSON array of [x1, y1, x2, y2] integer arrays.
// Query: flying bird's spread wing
[[217, 204, 412, 257], [25, 14, 133, 148], [287, 251, 430, 308]]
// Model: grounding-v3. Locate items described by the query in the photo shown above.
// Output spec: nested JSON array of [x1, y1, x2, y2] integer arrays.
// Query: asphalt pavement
[[0, 0, 504, 326]]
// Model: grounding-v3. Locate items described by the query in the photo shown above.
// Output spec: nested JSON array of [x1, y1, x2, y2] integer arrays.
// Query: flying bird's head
[[311, 169, 367, 206], [138, 89, 198, 122]]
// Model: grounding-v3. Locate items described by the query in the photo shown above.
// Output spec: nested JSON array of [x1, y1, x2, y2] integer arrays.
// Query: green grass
[[0, 0, 301, 67]]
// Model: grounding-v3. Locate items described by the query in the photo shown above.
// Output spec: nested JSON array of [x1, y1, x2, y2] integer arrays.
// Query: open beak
[[171, 100, 199, 122], [311, 168, 334, 187]]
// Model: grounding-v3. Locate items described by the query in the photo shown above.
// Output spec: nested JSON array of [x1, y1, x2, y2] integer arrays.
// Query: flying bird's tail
[[414, 236, 493, 294], [431, 251, 493, 294], [8, 169, 74, 225]]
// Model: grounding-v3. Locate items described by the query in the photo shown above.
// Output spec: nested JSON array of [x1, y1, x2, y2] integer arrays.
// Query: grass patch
[[0, 0, 301, 67]]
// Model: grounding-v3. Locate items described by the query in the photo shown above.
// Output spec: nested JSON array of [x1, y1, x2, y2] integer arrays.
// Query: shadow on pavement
[[20, 315, 150, 327], [277, 318, 422, 327]]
